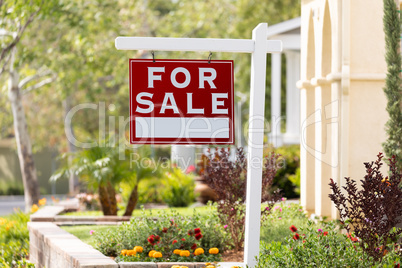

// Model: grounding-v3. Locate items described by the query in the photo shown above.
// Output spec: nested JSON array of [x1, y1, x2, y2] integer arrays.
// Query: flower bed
[[28, 203, 244, 268], [92, 206, 230, 264]]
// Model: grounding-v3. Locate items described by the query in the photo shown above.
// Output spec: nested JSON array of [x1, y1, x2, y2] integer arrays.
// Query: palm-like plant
[[51, 145, 133, 215]]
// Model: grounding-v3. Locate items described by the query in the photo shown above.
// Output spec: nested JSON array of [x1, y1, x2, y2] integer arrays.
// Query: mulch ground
[[221, 249, 244, 262]]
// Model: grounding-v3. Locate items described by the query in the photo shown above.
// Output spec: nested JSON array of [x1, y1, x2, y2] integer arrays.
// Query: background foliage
[[0, 0, 301, 153]]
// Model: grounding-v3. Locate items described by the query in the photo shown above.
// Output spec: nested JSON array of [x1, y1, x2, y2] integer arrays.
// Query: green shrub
[[136, 177, 165, 205], [260, 201, 309, 244], [0, 181, 24, 196], [268, 145, 300, 198], [257, 221, 402, 267], [0, 210, 32, 267], [161, 167, 195, 207]]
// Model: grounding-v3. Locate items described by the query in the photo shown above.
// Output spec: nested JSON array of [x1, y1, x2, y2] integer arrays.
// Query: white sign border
[[129, 59, 235, 144]]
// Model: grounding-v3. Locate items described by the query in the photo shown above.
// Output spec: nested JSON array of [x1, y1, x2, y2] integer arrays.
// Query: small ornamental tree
[[203, 147, 281, 251], [329, 153, 402, 262], [382, 0, 402, 170]]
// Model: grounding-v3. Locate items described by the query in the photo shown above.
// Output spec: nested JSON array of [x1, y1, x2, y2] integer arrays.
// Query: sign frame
[[116, 24, 282, 268]]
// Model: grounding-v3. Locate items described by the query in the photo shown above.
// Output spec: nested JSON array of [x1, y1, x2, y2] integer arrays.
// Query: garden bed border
[[28, 205, 244, 268]]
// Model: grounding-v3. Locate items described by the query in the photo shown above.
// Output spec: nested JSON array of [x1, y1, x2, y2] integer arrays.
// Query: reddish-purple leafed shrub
[[329, 153, 402, 261], [203, 147, 281, 251]]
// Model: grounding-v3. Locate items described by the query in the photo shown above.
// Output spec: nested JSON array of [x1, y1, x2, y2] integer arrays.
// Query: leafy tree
[[0, 0, 58, 210]]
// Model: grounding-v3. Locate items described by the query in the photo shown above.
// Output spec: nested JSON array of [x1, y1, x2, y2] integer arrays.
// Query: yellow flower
[[381, 178, 391, 186], [127, 250, 137, 256], [121, 250, 127, 256], [0, 218, 7, 225], [173, 249, 182, 255], [148, 250, 156, 257], [5, 221, 15, 231], [209, 248, 219, 254], [194, 248, 204, 256], [31, 204, 39, 213], [153, 251, 162, 258], [38, 198, 46, 206], [134, 246, 143, 253], [180, 250, 190, 257]]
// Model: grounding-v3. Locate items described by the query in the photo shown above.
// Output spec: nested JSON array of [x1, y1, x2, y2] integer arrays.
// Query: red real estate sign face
[[129, 59, 234, 144]]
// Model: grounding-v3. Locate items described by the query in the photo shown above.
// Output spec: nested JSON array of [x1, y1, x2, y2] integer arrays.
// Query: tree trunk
[[124, 184, 138, 216], [98, 182, 117, 216], [98, 184, 112, 215], [106, 181, 117, 215], [7, 48, 40, 212]]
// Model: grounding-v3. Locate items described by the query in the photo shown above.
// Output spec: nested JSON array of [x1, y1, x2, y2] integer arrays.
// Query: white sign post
[[115, 23, 282, 268]]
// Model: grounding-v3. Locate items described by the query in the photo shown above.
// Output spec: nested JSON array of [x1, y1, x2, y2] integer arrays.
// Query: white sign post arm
[[116, 37, 281, 54], [244, 23, 269, 267]]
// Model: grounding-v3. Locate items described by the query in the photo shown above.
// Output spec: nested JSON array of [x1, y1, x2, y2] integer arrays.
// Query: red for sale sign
[[129, 59, 234, 144]]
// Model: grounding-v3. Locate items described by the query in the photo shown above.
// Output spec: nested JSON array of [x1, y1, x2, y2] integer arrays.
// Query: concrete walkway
[[0, 194, 69, 216]]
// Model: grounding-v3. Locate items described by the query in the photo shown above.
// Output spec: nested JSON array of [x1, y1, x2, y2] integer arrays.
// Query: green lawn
[[61, 225, 119, 247], [62, 205, 214, 217]]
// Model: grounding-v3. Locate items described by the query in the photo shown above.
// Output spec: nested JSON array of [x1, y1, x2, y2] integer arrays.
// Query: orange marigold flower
[[148, 250, 156, 257], [127, 250, 136, 256], [180, 250, 190, 257], [173, 249, 181, 255], [153, 251, 162, 258], [209, 248, 219, 254], [134, 246, 143, 253], [121, 250, 127, 256], [194, 248, 204, 256]]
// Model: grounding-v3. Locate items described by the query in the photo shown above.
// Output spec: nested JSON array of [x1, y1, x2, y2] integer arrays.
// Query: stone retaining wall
[[28, 222, 118, 268]]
